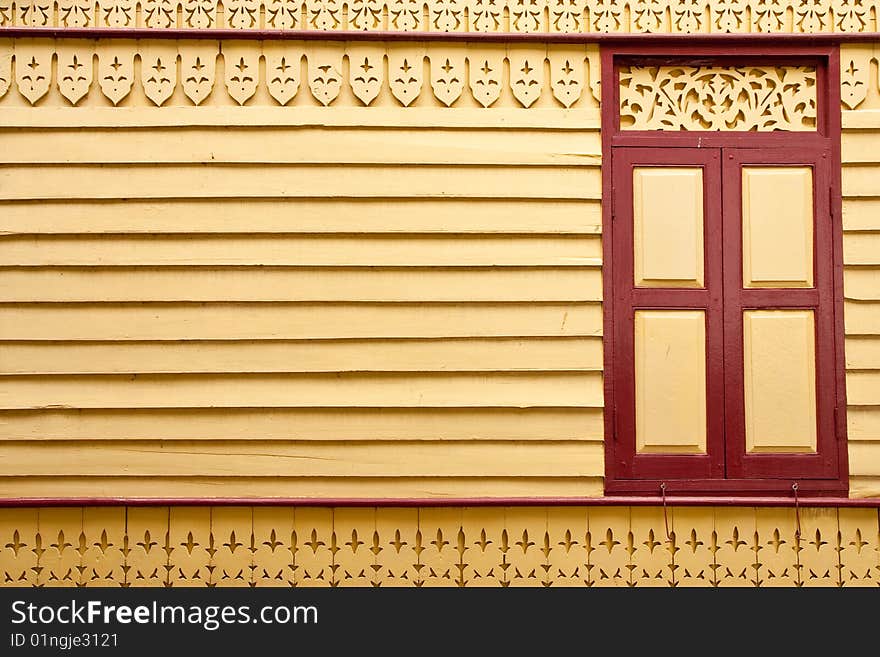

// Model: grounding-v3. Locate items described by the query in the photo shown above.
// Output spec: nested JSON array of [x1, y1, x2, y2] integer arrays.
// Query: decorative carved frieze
[[0, 506, 875, 586], [0, 0, 877, 32], [0, 39, 600, 108], [620, 65, 818, 131]]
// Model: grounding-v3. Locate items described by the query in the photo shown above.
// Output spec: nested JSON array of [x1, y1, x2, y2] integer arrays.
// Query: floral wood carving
[[619, 65, 818, 131]]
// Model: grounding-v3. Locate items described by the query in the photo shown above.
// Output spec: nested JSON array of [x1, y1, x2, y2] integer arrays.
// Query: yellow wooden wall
[[0, 39, 605, 498], [842, 45, 880, 497]]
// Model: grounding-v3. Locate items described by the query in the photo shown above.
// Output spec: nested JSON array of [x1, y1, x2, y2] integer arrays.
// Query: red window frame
[[601, 45, 848, 496]]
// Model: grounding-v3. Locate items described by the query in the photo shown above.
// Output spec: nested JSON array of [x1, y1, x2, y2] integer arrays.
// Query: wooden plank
[[843, 131, 880, 164], [0, 199, 602, 234], [848, 406, 880, 441], [845, 336, 880, 370], [0, 407, 604, 441], [0, 107, 602, 130], [845, 268, 880, 300], [842, 164, 880, 198], [845, 371, 880, 405], [844, 301, 880, 335], [842, 110, 880, 130], [0, 476, 606, 499], [848, 441, 880, 476], [0, 267, 603, 302], [0, 441, 604, 479], [843, 232, 880, 265], [0, 303, 603, 340], [0, 128, 602, 165], [850, 476, 880, 498], [0, 164, 601, 201], [0, 234, 603, 267], [0, 337, 604, 375], [0, 372, 604, 409], [843, 199, 880, 232]]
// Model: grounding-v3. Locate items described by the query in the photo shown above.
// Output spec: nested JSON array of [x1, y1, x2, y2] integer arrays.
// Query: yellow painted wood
[[252, 507, 294, 587], [845, 371, 880, 405], [632, 167, 704, 288], [847, 442, 880, 475], [0, 372, 603, 409], [842, 164, 880, 197], [845, 268, 880, 300], [754, 508, 798, 587], [125, 507, 169, 586], [837, 508, 880, 587], [743, 310, 817, 453], [211, 507, 254, 586], [502, 507, 549, 587], [845, 301, 880, 335], [844, 336, 880, 370], [0, 235, 603, 267], [712, 508, 757, 587], [2, 506, 874, 588], [0, 441, 604, 478], [842, 131, 880, 164], [0, 303, 603, 341], [842, 199, 880, 232], [742, 167, 814, 288], [0, 338, 604, 375], [844, 233, 880, 265], [849, 476, 880, 497], [670, 507, 715, 587], [0, 107, 602, 130], [630, 507, 672, 587], [848, 407, 880, 441], [167, 507, 211, 587], [797, 508, 839, 586], [635, 310, 707, 454], [37, 508, 83, 587], [292, 508, 334, 587], [0, 509, 39, 586], [0, 164, 601, 201], [0, 407, 604, 441], [373, 508, 420, 587], [82, 507, 126, 586], [0, 127, 602, 165], [0, 267, 603, 302], [0, 199, 602, 234], [842, 110, 880, 129], [333, 508, 377, 587], [546, 508, 589, 587], [0, 477, 605, 499], [585, 508, 631, 587]]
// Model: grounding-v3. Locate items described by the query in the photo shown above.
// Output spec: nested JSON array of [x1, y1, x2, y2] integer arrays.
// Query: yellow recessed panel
[[635, 310, 707, 454], [743, 310, 817, 453], [633, 167, 704, 288], [742, 167, 814, 288]]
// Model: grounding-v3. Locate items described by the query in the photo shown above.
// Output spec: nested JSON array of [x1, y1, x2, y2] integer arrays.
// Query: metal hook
[[660, 482, 672, 542], [792, 482, 802, 542]]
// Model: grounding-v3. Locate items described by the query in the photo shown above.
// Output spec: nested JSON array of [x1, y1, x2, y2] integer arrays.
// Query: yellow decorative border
[[0, 39, 600, 107], [1, 506, 877, 587], [0, 0, 878, 34]]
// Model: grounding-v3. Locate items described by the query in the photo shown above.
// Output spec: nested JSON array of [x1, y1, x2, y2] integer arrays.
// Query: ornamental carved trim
[[0, 39, 601, 108], [619, 65, 818, 131], [0, 506, 876, 587], [0, 0, 876, 33]]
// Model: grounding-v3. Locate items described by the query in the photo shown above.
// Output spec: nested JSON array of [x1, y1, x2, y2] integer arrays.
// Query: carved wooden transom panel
[[619, 65, 818, 131]]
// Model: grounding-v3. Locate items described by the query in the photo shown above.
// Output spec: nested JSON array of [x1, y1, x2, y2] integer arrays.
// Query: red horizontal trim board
[[3, 26, 880, 43], [1, 496, 879, 508]]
